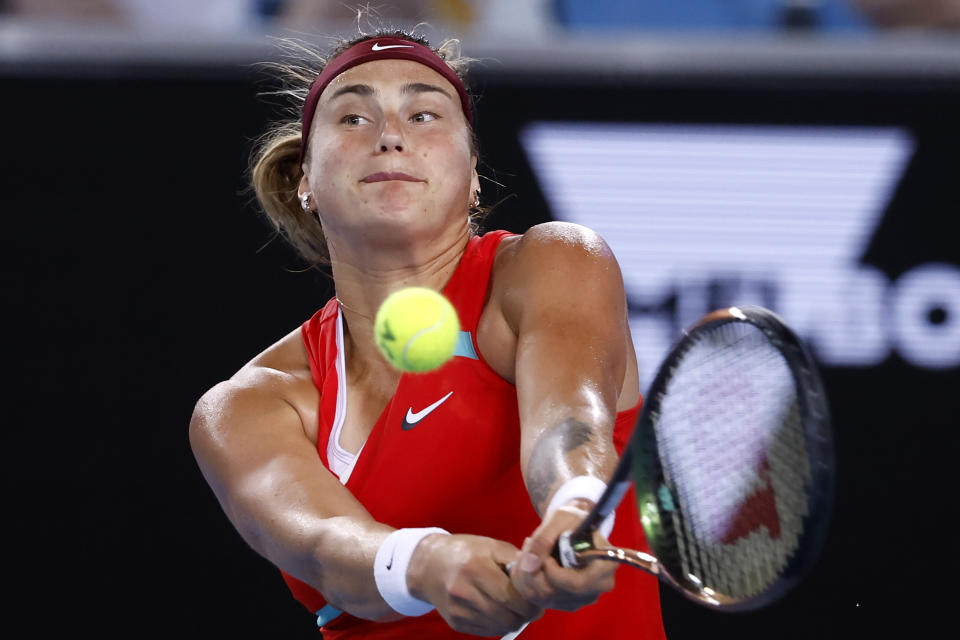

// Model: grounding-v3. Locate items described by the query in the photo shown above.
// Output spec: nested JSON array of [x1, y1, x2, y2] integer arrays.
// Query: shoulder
[[520, 221, 609, 249], [493, 222, 622, 302], [237, 326, 315, 391], [486, 222, 626, 337], [477, 224, 630, 381], [497, 222, 617, 274], [191, 327, 320, 444]]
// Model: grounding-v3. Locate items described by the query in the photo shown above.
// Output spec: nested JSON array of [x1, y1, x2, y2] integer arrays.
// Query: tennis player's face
[[304, 59, 478, 241]]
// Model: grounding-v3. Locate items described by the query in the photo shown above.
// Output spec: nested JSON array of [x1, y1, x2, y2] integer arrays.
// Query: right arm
[[189, 352, 540, 634], [189, 371, 398, 621]]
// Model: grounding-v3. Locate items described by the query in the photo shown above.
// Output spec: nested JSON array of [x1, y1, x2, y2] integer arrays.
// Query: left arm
[[497, 222, 635, 610]]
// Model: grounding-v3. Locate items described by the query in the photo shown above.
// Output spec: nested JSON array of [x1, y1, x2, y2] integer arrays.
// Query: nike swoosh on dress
[[402, 391, 454, 430]]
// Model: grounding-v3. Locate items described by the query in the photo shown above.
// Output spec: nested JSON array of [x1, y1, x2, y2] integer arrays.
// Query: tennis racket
[[549, 305, 834, 612]]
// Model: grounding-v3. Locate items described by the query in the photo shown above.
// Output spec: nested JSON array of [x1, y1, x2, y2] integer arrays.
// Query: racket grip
[[556, 531, 579, 568]]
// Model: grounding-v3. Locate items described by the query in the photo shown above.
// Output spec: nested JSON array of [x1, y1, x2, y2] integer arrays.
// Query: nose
[[377, 117, 405, 153]]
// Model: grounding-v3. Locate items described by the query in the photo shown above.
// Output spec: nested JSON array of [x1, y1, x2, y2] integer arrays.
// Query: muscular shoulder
[[518, 221, 611, 253], [234, 327, 313, 391], [497, 222, 617, 278], [494, 223, 623, 324], [192, 327, 320, 445]]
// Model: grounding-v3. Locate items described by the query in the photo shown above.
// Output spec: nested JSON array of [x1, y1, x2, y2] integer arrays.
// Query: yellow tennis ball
[[374, 287, 460, 372]]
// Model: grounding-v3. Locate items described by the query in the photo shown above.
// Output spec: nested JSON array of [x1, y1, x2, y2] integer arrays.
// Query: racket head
[[632, 306, 834, 611]]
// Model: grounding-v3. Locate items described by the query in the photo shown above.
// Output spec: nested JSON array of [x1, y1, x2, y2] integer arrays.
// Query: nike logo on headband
[[371, 42, 415, 51]]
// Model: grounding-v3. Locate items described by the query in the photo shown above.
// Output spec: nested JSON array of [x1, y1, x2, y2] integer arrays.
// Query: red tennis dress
[[283, 230, 666, 639]]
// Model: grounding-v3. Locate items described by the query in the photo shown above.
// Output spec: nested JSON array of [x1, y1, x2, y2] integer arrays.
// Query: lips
[[361, 171, 425, 183]]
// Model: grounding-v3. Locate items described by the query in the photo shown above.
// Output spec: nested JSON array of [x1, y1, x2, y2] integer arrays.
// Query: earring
[[473, 190, 481, 208], [300, 193, 311, 212]]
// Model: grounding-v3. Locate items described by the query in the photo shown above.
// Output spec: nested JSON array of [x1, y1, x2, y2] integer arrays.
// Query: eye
[[341, 114, 370, 126], [411, 112, 438, 123]]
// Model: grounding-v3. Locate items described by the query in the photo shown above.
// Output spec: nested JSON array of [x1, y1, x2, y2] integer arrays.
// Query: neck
[[328, 223, 472, 362]]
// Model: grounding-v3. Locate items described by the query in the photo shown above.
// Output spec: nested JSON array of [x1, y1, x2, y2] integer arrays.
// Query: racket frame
[[559, 306, 834, 611]]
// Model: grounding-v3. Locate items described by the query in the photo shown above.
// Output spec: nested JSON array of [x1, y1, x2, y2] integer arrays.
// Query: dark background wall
[[3, 53, 958, 638]]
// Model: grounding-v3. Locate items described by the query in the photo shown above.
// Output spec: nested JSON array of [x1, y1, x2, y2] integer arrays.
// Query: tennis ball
[[374, 287, 460, 372]]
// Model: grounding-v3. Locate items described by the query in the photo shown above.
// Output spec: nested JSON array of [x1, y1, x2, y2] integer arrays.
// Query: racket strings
[[656, 322, 812, 600]]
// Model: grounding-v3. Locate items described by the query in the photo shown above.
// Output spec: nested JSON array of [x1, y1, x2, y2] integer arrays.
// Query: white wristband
[[546, 475, 617, 539], [374, 527, 449, 616]]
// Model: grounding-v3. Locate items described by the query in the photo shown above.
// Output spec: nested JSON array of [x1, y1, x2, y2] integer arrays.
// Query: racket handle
[[557, 530, 579, 568]]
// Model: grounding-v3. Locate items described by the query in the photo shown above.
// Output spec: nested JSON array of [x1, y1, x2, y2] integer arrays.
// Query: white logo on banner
[[521, 123, 959, 384]]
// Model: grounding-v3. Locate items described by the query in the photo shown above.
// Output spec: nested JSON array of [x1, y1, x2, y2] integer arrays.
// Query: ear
[[297, 175, 312, 201], [470, 157, 480, 200]]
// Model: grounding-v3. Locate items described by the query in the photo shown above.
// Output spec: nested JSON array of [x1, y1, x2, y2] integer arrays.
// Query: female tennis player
[[189, 30, 665, 639]]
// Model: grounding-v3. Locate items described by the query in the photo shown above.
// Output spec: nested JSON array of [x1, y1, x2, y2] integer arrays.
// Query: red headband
[[299, 36, 473, 166]]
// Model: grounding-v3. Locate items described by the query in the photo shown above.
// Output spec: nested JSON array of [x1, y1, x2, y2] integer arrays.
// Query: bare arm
[[190, 333, 541, 634], [503, 222, 628, 515], [500, 222, 634, 609], [189, 368, 399, 621]]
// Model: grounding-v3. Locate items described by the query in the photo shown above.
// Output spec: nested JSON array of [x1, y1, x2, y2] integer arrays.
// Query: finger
[[513, 556, 601, 613], [473, 589, 532, 636], [501, 579, 544, 621], [541, 554, 616, 601], [475, 579, 542, 630], [549, 553, 616, 590], [446, 585, 527, 637], [491, 542, 534, 594], [535, 560, 603, 612], [509, 551, 555, 608], [512, 510, 583, 601], [484, 563, 544, 621], [489, 539, 522, 571], [517, 535, 547, 574], [485, 542, 544, 621], [522, 505, 591, 564]]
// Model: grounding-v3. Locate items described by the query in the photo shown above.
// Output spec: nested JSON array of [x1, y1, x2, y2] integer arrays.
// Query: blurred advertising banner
[[521, 122, 959, 385]]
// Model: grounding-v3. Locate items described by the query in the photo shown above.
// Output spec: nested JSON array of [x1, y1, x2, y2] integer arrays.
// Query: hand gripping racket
[[554, 305, 835, 612]]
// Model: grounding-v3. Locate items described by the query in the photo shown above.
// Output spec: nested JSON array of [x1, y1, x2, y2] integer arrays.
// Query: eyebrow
[[328, 84, 374, 101], [327, 82, 453, 102], [401, 82, 453, 101]]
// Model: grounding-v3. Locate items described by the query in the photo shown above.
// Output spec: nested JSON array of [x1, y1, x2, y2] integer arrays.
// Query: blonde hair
[[249, 31, 479, 268]]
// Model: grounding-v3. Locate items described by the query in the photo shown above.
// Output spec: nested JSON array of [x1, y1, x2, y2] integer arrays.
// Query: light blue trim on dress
[[316, 604, 343, 627], [453, 330, 479, 360]]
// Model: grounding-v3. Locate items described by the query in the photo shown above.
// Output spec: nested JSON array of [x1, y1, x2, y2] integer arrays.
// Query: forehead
[[318, 59, 459, 106]]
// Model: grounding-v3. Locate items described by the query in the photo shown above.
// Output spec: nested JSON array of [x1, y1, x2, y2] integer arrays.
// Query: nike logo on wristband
[[402, 392, 454, 430], [385, 536, 398, 571], [371, 42, 415, 51]]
